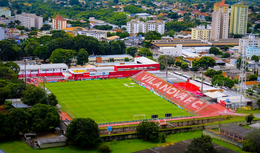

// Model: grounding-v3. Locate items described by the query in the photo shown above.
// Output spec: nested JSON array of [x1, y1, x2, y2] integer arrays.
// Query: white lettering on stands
[[153, 82, 162, 88], [191, 101, 204, 109], [175, 93, 189, 101], [166, 88, 177, 94], [183, 97, 196, 104], [141, 74, 151, 81], [147, 78, 156, 85], [159, 84, 172, 92]]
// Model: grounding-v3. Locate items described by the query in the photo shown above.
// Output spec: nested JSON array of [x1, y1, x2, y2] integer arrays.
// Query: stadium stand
[[133, 71, 231, 116]]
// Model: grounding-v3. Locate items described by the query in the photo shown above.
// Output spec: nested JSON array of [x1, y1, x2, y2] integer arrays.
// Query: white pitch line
[[99, 114, 108, 122]]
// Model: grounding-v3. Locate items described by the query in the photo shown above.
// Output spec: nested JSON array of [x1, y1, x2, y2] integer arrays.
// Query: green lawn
[[45, 79, 190, 123], [0, 131, 248, 153]]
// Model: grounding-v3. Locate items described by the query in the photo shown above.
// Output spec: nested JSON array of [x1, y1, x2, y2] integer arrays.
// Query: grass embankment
[[0, 131, 248, 153]]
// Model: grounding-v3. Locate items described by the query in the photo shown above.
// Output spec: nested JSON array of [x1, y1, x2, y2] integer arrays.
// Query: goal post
[[133, 114, 146, 120]]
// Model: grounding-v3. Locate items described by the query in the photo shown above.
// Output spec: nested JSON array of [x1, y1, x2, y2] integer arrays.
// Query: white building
[[127, 19, 165, 35], [239, 34, 260, 58], [159, 44, 182, 56], [15, 13, 43, 29], [78, 30, 107, 39], [0, 7, 11, 18], [0, 27, 4, 40]]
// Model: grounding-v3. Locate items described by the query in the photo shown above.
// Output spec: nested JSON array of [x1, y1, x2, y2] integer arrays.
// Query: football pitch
[[45, 78, 190, 123]]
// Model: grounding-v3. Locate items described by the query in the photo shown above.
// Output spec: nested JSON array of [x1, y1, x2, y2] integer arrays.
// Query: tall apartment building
[[211, 0, 229, 40], [127, 19, 165, 35], [191, 25, 212, 40], [229, 3, 248, 35], [52, 15, 67, 30], [15, 13, 43, 29], [0, 7, 11, 18], [239, 34, 260, 58]]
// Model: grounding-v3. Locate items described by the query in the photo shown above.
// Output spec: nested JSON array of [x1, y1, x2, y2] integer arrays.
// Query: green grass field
[[46, 78, 190, 123]]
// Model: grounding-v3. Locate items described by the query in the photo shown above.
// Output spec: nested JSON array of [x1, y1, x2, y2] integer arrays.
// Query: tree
[[138, 48, 153, 57], [185, 135, 218, 153], [192, 57, 216, 69], [136, 121, 159, 140], [221, 52, 230, 58], [249, 74, 258, 81], [99, 144, 111, 153], [209, 46, 222, 55], [242, 128, 260, 152], [0, 0, 8, 6], [145, 31, 161, 40], [3, 100, 13, 110], [176, 60, 182, 66], [158, 55, 175, 66], [251, 55, 259, 62], [124, 57, 130, 62], [77, 48, 89, 65], [40, 24, 51, 31], [204, 69, 222, 78], [4, 61, 20, 74], [181, 62, 189, 70], [47, 93, 58, 106], [212, 75, 234, 88], [6, 108, 31, 135], [160, 133, 166, 143], [33, 45, 48, 61], [126, 47, 138, 57], [236, 57, 242, 69], [49, 48, 77, 65], [66, 118, 100, 147], [50, 30, 66, 39], [246, 113, 254, 124], [224, 45, 229, 51], [167, 12, 179, 19], [257, 99, 260, 107], [29, 104, 61, 132], [22, 84, 48, 106], [24, 41, 40, 55]]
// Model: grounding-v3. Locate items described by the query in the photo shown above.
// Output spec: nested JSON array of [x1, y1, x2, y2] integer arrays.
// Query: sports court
[[46, 79, 190, 123]]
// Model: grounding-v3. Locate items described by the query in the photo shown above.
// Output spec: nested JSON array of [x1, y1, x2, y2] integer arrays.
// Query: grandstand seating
[[133, 71, 230, 116]]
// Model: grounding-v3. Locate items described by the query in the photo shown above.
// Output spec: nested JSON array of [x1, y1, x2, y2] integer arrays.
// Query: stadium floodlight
[[151, 114, 158, 119]]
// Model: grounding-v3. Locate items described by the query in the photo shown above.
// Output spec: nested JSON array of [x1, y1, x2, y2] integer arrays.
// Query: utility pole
[[23, 59, 27, 85], [199, 67, 204, 93], [165, 56, 168, 79]]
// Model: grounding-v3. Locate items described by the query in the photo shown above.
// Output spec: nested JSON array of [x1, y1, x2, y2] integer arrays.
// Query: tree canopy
[[22, 84, 48, 106], [192, 57, 216, 70], [66, 118, 101, 147], [185, 135, 218, 153], [77, 48, 89, 65], [28, 104, 61, 132], [209, 46, 222, 55], [251, 55, 259, 62], [243, 128, 260, 152], [136, 121, 159, 140], [126, 47, 138, 57], [138, 48, 153, 57]]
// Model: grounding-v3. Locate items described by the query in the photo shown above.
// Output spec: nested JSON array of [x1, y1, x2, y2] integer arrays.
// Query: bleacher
[[133, 71, 231, 116]]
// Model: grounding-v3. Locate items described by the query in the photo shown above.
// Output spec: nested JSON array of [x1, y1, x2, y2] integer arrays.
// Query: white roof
[[19, 63, 68, 71], [135, 57, 158, 64], [218, 96, 252, 103], [249, 123, 260, 129], [182, 49, 199, 58], [204, 91, 227, 99], [89, 54, 132, 60]]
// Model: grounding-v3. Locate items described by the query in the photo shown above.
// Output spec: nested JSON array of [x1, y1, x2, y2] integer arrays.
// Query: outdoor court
[[46, 78, 190, 123]]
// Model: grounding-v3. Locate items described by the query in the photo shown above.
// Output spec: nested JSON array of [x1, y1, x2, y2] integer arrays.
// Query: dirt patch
[[134, 139, 237, 153], [36, 132, 59, 139]]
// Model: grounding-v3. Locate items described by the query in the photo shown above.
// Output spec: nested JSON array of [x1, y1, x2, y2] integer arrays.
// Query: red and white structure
[[18, 57, 160, 80], [52, 15, 67, 30]]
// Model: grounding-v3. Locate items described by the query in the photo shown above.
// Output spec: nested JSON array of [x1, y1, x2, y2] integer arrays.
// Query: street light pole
[[23, 59, 27, 85], [199, 67, 204, 93]]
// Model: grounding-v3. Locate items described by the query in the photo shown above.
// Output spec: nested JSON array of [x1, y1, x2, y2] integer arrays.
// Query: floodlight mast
[[239, 40, 247, 109]]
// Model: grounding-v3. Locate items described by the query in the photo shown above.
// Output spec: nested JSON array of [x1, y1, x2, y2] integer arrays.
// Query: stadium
[[21, 56, 232, 125]]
